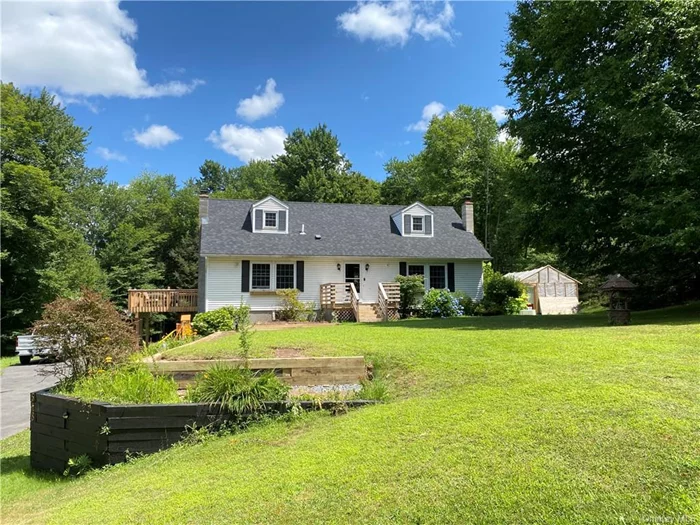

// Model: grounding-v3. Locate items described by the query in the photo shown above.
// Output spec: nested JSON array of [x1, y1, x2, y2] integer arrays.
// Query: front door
[[345, 263, 361, 294]]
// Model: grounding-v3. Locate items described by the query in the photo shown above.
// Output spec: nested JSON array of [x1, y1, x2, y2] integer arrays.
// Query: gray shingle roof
[[200, 198, 491, 260]]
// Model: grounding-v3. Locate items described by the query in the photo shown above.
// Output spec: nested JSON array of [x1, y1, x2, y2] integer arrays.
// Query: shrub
[[192, 305, 250, 336], [58, 364, 180, 405], [453, 291, 478, 316], [276, 289, 314, 321], [33, 289, 138, 382], [187, 364, 289, 415], [482, 273, 527, 315], [395, 275, 425, 317], [420, 289, 464, 318]]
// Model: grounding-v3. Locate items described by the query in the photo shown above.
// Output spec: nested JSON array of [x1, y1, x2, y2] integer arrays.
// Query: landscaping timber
[[145, 356, 368, 388]]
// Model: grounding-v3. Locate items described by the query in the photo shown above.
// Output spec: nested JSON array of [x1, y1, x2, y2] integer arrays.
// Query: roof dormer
[[251, 196, 289, 234], [392, 202, 434, 237]]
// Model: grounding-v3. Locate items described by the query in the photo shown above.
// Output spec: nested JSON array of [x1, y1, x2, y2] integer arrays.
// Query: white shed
[[505, 265, 580, 315]]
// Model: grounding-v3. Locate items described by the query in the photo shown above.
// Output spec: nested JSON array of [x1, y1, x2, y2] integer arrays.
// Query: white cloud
[[207, 125, 287, 163], [414, 1, 455, 41], [406, 101, 446, 132], [51, 92, 100, 114], [338, 1, 457, 46], [375, 150, 386, 159], [95, 147, 127, 162], [1, 1, 204, 99], [490, 105, 508, 123], [236, 79, 285, 122], [131, 125, 181, 149]]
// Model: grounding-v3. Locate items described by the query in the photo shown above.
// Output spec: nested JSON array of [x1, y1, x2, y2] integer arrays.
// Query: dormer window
[[412, 216, 424, 232], [264, 211, 277, 229], [251, 196, 289, 234], [392, 202, 434, 237]]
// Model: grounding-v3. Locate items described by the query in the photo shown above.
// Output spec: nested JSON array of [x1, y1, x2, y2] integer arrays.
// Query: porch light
[[365, 264, 370, 271], [337, 263, 341, 271]]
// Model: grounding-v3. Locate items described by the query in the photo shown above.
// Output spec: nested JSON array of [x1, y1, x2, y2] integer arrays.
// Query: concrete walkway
[[0, 362, 60, 439]]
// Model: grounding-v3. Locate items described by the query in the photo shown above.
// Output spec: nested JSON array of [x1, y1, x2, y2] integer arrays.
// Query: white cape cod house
[[197, 195, 491, 322]]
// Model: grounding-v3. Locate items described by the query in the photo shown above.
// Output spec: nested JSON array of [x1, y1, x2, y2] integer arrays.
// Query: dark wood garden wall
[[30, 390, 376, 471]]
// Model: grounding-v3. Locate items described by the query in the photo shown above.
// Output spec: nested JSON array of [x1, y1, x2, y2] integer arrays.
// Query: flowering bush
[[420, 289, 464, 318], [453, 291, 478, 316]]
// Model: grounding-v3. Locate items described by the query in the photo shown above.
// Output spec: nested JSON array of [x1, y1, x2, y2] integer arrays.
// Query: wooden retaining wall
[[30, 390, 376, 472], [146, 356, 368, 388]]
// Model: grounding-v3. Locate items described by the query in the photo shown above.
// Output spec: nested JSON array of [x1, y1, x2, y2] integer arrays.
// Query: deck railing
[[320, 283, 352, 307], [377, 282, 401, 321], [127, 289, 198, 314], [320, 282, 359, 321], [349, 283, 359, 322]]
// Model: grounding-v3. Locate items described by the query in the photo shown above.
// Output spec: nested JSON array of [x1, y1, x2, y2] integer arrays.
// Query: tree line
[[2, 0, 698, 351]]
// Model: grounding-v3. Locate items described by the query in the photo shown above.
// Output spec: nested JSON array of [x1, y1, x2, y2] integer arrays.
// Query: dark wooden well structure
[[599, 274, 636, 325]]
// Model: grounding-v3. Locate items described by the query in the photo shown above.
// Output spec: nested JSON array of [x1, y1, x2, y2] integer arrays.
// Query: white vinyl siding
[[454, 260, 484, 300], [205, 257, 484, 311]]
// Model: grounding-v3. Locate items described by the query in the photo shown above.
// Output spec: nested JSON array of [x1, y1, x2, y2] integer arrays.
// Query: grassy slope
[[2, 305, 699, 524]]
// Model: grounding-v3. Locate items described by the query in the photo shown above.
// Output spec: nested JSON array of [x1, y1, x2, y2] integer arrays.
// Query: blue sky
[[3, 1, 514, 185]]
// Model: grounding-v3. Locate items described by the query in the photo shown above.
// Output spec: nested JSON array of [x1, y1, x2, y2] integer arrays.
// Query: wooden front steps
[[357, 303, 383, 323]]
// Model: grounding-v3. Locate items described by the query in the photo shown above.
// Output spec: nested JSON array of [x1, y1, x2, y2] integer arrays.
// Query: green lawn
[[2, 305, 699, 524], [0, 355, 19, 374]]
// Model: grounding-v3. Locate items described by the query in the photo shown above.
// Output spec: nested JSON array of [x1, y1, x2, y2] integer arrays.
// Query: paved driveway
[[0, 362, 60, 439]]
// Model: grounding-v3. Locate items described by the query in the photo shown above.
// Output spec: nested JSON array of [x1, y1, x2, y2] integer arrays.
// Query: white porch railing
[[377, 282, 400, 321]]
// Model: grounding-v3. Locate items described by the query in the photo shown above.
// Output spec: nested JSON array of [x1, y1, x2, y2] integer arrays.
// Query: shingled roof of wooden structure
[[599, 274, 636, 291]]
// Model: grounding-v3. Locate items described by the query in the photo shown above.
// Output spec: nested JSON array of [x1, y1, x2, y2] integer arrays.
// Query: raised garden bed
[[146, 356, 369, 388], [30, 389, 377, 472]]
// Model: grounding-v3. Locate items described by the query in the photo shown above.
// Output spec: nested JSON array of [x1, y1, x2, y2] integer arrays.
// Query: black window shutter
[[296, 261, 304, 292], [254, 209, 263, 230], [425, 215, 432, 235], [403, 214, 411, 235], [399, 262, 407, 276], [447, 263, 455, 292], [279, 210, 287, 232], [241, 260, 250, 292]]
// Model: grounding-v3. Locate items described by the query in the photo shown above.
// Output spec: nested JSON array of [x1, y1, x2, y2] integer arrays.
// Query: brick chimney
[[199, 193, 209, 226], [461, 197, 474, 233]]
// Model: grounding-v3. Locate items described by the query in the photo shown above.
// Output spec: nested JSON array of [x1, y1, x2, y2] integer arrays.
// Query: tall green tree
[[1, 84, 107, 351], [505, 0, 700, 304], [274, 125, 380, 204], [380, 156, 424, 205], [380, 105, 531, 270]]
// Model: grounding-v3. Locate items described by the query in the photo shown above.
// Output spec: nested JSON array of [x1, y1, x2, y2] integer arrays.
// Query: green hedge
[[192, 305, 251, 336]]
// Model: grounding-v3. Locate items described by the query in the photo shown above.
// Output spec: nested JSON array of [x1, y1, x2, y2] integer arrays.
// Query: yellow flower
[[105, 356, 113, 363], [97, 369, 105, 373]]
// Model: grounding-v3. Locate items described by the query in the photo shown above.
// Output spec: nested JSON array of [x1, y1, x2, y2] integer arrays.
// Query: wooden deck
[[127, 289, 198, 314]]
